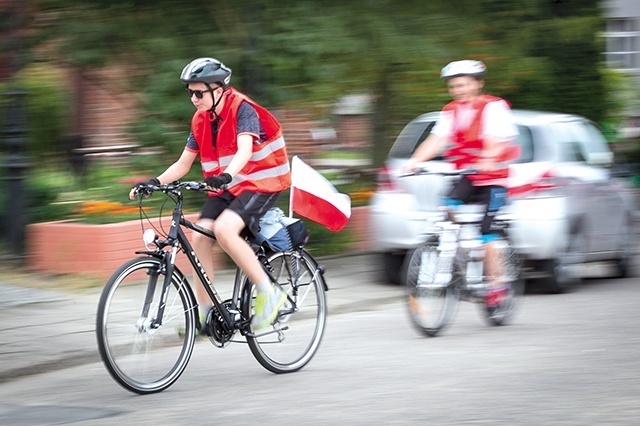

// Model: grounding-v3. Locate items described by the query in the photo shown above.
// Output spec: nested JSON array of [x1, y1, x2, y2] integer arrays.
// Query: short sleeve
[[185, 130, 199, 152], [237, 102, 264, 142], [431, 110, 454, 137], [481, 100, 518, 141]]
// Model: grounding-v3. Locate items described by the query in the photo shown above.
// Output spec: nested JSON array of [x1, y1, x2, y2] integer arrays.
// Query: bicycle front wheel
[[96, 257, 197, 394], [404, 238, 460, 337], [242, 249, 327, 374]]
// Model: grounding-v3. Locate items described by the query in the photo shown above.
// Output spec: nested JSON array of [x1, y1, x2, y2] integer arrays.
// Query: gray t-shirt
[[186, 101, 265, 151]]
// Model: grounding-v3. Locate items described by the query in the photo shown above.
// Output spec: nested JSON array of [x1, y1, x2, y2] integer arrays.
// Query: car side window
[[389, 120, 436, 159], [513, 125, 534, 163]]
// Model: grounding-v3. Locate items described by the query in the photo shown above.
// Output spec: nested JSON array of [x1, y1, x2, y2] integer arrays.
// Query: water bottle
[[436, 225, 458, 284], [459, 225, 484, 285]]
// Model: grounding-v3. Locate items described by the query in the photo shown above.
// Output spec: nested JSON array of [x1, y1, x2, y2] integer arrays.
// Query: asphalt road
[[0, 255, 638, 425]]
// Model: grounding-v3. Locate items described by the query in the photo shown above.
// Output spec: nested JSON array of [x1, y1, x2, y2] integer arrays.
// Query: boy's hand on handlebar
[[204, 173, 232, 190], [129, 178, 160, 200], [402, 158, 422, 174]]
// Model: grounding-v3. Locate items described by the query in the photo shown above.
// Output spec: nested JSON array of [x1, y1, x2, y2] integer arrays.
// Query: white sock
[[199, 303, 212, 320], [255, 277, 273, 294]]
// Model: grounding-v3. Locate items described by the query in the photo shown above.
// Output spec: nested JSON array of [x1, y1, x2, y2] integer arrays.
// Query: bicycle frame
[[139, 185, 300, 336]]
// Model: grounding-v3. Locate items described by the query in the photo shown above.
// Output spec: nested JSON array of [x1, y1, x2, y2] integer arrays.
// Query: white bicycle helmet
[[440, 60, 486, 79], [180, 57, 232, 87]]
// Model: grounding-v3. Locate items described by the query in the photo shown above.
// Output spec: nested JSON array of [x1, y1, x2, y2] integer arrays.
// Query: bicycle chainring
[[204, 302, 235, 348]]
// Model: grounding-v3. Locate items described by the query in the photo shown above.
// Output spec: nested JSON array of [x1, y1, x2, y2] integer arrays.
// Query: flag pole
[[289, 156, 296, 218]]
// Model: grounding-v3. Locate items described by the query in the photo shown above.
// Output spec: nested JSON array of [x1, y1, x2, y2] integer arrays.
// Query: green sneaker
[[251, 286, 288, 330]]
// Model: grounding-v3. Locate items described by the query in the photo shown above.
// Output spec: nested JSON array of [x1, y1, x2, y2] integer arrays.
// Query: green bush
[[17, 64, 70, 161]]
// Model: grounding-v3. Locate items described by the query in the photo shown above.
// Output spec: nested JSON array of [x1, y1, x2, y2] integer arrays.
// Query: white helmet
[[440, 60, 486, 79]]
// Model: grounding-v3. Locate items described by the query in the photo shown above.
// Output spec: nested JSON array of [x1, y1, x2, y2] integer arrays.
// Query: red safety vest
[[191, 88, 291, 196], [442, 95, 517, 185]]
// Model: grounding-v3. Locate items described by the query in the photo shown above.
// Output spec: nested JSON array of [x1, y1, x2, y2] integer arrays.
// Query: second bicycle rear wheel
[[483, 239, 525, 326], [404, 238, 460, 337], [241, 249, 327, 374]]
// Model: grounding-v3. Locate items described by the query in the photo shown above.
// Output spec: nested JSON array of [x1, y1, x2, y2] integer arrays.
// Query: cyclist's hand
[[129, 178, 160, 200], [204, 173, 232, 189], [475, 159, 495, 172]]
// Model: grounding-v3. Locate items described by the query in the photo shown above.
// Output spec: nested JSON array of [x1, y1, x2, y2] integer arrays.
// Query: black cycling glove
[[205, 173, 232, 189], [133, 178, 160, 195]]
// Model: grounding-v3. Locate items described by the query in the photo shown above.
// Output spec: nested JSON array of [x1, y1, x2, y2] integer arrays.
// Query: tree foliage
[[21, 0, 614, 165]]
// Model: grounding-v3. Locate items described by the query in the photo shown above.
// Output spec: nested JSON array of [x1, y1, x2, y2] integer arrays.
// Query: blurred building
[[602, 0, 640, 138], [602, 0, 640, 75]]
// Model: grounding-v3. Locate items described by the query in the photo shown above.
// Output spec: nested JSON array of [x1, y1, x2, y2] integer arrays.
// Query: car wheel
[[611, 217, 634, 279], [541, 224, 586, 294], [381, 252, 406, 285]]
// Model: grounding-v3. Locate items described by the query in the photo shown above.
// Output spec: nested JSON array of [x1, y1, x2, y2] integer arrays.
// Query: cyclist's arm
[[156, 149, 198, 184], [478, 101, 518, 171], [221, 133, 253, 177], [406, 133, 447, 171]]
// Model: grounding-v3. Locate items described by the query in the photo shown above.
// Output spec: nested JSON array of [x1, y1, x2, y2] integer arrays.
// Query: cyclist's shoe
[[251, 285, 288, 330], [176, 312, 209, 338], [485, 284, 509, 308], [176, 324, 208, 339]]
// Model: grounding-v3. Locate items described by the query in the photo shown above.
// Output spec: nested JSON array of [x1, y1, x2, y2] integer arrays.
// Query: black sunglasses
[[186, 87, 218, 99]]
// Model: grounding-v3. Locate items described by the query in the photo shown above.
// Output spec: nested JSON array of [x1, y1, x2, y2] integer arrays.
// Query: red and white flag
[[289, 156, 351, 232]]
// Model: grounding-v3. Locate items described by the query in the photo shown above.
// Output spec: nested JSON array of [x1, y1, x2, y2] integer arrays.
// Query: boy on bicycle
[[130, 57, 290, 330], [405, 59, 519, 308]]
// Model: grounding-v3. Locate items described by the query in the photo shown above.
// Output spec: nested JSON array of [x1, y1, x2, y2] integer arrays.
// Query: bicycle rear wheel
[[96, 257, 197, 394], [482, 239, 525, 326], [404, 238, 460, 337], [242, 249, 327, 374]]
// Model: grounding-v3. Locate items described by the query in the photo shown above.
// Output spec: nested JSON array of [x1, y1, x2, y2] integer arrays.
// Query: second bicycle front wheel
[[96, 257, 197, 394], [403, 238, 460, 337], [241, 249, 327, 374]]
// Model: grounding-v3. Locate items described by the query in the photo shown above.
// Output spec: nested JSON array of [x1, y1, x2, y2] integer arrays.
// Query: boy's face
[[186, 82, 220, 111], [446, 76, 484, 103]]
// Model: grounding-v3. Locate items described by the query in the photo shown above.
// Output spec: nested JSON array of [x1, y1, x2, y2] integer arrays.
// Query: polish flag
[[289, 156, 351, 232]]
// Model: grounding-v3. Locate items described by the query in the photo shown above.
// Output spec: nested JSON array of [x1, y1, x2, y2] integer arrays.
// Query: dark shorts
[[200, 191, 280, 238], [448, 176, 507, 235]]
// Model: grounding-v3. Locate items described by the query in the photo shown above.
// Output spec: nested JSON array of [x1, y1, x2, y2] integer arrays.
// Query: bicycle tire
[[403, 237, 460, 337], [482, 239, 525, 326], [96, 257, 197, 394], [241, 249, 327, 374]]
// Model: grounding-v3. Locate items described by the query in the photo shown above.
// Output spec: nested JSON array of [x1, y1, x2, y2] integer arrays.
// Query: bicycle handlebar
[[135, 180, 218, 198], [399, 167, 478, 178]]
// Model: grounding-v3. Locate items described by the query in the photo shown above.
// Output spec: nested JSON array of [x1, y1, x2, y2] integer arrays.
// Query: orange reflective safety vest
[[190, 88, 291, 196], [442, 95, 518, 185]]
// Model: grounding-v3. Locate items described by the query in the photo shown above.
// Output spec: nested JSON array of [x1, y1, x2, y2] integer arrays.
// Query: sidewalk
[[0, 253, 402, 383]]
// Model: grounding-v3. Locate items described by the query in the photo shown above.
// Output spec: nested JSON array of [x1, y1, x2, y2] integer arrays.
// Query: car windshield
[[550, 120, 610, 162], [389, 120, 435, 159]]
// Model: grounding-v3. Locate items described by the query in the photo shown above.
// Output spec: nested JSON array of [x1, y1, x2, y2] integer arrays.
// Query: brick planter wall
[[25, 207, 371, 278], [25, 214, 226, 278]]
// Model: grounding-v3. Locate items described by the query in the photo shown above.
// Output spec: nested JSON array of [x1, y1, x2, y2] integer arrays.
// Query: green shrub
[[17, 63, 70, 161]]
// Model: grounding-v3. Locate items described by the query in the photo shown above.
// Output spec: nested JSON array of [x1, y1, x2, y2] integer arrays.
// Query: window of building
[[602, 18, 640, 72]]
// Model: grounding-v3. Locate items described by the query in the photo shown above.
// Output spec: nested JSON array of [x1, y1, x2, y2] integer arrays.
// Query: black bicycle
[[96, 181, 328, 394], [402, 169, 525, 337]]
